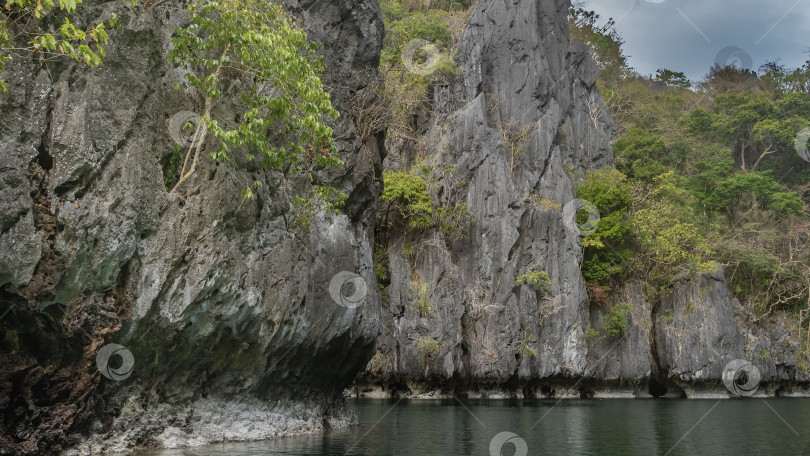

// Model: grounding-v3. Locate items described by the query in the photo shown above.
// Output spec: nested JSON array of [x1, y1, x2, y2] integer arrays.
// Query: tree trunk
[[171, 45, 230, 194]]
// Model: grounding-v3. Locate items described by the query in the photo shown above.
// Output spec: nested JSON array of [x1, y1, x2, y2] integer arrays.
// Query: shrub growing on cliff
[[0, 0, 123, 93], [517, 328, 538, 358], [416, 336, 440, 369], [377, 0, 466, 138], [515, 265, 551, 293], [584, 327, 602, 347], [418, 161, 475, 244], [411, 279, 433, 316], [167, 0, 340, 198], [603, 302, 632, 337], [291, 185, 347, 228], [380, 170, 435, 228], [585, 303, 632, 344], [434, 202, 474, 242]]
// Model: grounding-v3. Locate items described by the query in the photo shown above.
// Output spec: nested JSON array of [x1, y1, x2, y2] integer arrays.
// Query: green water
[[136, 398, 810, 455]]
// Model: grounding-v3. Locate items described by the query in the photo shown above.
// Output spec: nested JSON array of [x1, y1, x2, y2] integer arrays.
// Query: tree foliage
[[569, 3, 810, 320], [515, 264, 551, 293], [603, 302, 632, 337], [567, 1, 629, 81], [576, 169, 632, 287], [655, 68, 691, 88], [373, 0, 465, 139], [0, 0, 125, 93], [167, 0, 340, 197], [380, 170, 435, 229]]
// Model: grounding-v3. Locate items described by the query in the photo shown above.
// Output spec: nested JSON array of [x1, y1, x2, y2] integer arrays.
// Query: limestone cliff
[[356, 0, 810, 399], [1, 0, 809, 454], [0, 0, 385, 453]]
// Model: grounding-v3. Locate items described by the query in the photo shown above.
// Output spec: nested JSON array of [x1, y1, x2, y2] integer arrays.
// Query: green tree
[[379, 170, 435, 229], [568, 2, 629, 80], [576, 168, 633, 288], [1, 0, 122, 93], [630, 173, 714, 295], [603, 302, 632, 337], [690, 161, 802, 224], [612, 127, 667, 182], [750, 116, 808, 170], [708, 91, 810, 171], [167, 0, 340, 198], [655, 68, 691, 88], [712, 92, 776, 170], [759, 60, 810, 96]]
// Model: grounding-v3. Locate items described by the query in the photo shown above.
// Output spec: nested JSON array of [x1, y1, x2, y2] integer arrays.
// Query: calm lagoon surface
[[135, 398, 810, 455]]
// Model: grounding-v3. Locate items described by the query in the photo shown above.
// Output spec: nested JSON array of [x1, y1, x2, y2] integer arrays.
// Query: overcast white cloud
[[582, 0, 810, 81]]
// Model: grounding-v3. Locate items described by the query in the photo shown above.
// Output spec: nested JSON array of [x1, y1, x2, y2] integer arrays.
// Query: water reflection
[[133, 398, 810, 456]]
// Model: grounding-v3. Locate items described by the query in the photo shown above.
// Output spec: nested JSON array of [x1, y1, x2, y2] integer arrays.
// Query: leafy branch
[[167, 0, 341, 197], [1, 0, 126, 93]]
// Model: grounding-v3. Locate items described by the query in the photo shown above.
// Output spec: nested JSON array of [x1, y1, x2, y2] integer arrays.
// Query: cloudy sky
[[582, 0, 810, 81]]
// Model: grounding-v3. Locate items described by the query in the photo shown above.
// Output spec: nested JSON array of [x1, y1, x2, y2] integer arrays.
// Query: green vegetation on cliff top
[[570, 2, 810, 344]]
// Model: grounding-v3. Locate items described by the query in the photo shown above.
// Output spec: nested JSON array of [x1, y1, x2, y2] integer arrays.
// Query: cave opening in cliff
[[649, 379, 667, 397]]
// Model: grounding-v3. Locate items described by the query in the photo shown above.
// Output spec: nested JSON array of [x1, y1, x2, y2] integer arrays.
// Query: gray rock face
[[0, 0, 384, 453], [584, 281, 653, 394], [363, 0, 615, 396], [651, 267, 747, 395], [359, 0, 810, 399], [1, 0, 808, 452], [650, 266, 810, 397]]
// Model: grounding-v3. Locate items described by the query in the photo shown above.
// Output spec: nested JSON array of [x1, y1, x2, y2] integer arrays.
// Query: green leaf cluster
[[517, 328, 538, 358], [515, 266, 551, 293], [602, 302, 632, 338], [380, 170, 435, 228], [291, 185, 347, 228], [570, 4, 810, 317], [655, 68, 691, 88], [576, 168, 633, 287], [690, 161, 802, 221], [434, 202, 474, 242], [585, 302, 633, 345], [613, 127, 668, 182], [376, 0, 465, 137], [1, 0, 124, 92], [167, 0, 341, 196]]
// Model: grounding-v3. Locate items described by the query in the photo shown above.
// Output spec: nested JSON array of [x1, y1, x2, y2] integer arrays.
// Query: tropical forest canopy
[[569, 1, 810, 336]]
